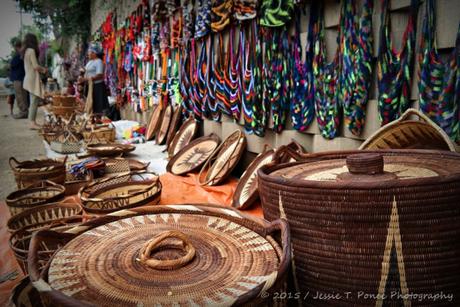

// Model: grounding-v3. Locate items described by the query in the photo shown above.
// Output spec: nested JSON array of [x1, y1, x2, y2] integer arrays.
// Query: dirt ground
[[0, 96, 45, 199]]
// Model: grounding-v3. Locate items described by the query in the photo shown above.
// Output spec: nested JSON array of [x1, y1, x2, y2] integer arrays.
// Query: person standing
[[79, 44, 109, 115], [10, 40, 28, 119], [22, 33, 47, 130]]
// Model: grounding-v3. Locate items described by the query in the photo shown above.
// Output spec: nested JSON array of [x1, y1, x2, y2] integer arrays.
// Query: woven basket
[[233, 147, 275, 210], [156, 103, 172, 145], [82, 126, 116, 144], [168, 117, 198, 158], [49, 132, 82, 154], [167, 134, 220, 176], [6, 181, 66, 217], [165, 105, 183, 147], [9, 277, 44, 307], [258, 149, 460, 305], [145, 105, 163, 141], [64, 171, 93, 196], [102, 158, 150, 175], [9, 216, 85, 274], [50, 105, 77, 119], [86, 143, 136, 157], [9, 157, 66, 189], [28, 204, 290, 307], [52, 96, 77, 107], [360, 108, 459, 152], [79, 171, 162, 214], [7, 202, 82, 233], [199, 130, 247, 186]]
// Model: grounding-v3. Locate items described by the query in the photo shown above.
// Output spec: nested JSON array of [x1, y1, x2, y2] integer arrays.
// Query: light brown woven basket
[[168, 117, 198, 158], [145, 105, 163, 141], [156, 103, 172, 145], [9, 157, 67, 189]]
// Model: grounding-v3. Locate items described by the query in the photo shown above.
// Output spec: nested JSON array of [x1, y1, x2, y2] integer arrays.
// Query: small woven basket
[[82, 126, 116, 144], [6, 181, 66, 217], [79, 171, 162, 214], [9, 157, 67, 189]]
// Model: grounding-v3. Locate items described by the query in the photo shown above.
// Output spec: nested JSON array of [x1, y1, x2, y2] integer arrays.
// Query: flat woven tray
[[29, 205, 290, 307], [167, 134, 220, 175], [233, 148, 275, 210], [165, 105, 183, 147], [79, 171, 162, 214], [145, 105, 163, 141], [199, 130, 247, 186], [156, 103, 172, 145], [168, 117, 198, 158], [86, 143, 136, 157]]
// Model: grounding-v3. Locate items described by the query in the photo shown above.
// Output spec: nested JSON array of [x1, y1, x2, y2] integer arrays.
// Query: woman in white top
[[79, 44, 109, 114], [22, 33, 47, 130]]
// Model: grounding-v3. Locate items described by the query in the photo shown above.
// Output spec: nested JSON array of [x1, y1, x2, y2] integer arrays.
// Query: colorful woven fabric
[[197, 37, 210, 118], [225, 27, 241, 121], [195, 0, 212, 38], [259, 0, 293, 27], [418, 0, 460, 142], [252, 21, 267, 136], [377, 0, 419, 125], [234, 0, 258, 21], [182, 0, 195, 42], [206, 36, 222, 121], [312, 2, 341, 139], [180, 42, 194, 113], [340, 0, 373, 136], [190, 40, 203, 119], [240, 25, 255, 133], [211, 0, 233, 32], [291, 10, 314, 132], [215, 33, 231, 116]]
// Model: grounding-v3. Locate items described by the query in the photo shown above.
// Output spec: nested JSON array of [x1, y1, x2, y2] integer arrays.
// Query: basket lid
[[167, 134, 220, 175], [233, 148, 275, 210], [45, 206, 284, 306], [267, 150, 460, 186]]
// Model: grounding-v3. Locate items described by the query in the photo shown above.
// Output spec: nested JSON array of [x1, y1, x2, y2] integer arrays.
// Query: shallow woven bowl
[[28, 204, 291, 307], [6, 181, 66, 217], [165, 105, 183, 147], [258, 149, 460, 305], [156, 103, 172, 145], [167, 134, 220, 176], [86, 143, 136, 157], [79, 171, 162, 214], [168, 117, 198, 158], [7, 202, 83, 233], [145, 105, 163, 141]]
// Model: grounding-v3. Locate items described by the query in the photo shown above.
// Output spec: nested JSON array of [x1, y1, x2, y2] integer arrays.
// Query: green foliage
[[17, 0, 91, 43]]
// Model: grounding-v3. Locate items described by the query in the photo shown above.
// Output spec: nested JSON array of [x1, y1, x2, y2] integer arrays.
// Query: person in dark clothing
[[10, 40, 28, 119]]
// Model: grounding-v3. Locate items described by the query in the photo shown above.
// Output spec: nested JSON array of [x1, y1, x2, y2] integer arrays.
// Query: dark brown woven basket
[[79, 171, 162, 214], [102, 158, 150, 174], [52, 96, 77, 107], [233, 147, 275, 210], [6, 181, 66, 217], [9, 216, 86, 274], [155, 103, 172, 145], [9, 157, 67, 189], [145, 105, 163, 141], [86, 143, 135, 157], [168, 117, 198, 158], [258, 149, 460, 306], [9, 276, 45, 307], [199, 130, 247, 186], [165, 105, 183, 148], [166, 134, 220, 176], [28, 204, 290, 307], [6, 202, 83, 233]]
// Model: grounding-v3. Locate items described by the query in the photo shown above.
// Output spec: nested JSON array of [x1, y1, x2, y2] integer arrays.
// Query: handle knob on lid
[[346, 153, 384, 175]]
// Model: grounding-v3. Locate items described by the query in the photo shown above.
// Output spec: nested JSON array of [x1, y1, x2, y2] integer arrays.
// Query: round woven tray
[[233, 148, 275, 210], [6, 181, 66, 217], [360, 108, 459, 152], [145, 105, 163, 141], [156, 103, 172, 145], [258, 149, 460, 305], [9, 276, 44, 307], [9, 157, 66, 189], [7, 202, 82, 233], [168, 117, 198, 158], [167, 134, 220, 176], [102, 158, 150, 174], [86, 143, 136, 157], [199, 130, 247, 186], [79, 171, 162, 214], [165, 105, 183, 147], [9, 216, 85, 274], [28, 205, 290, 307]]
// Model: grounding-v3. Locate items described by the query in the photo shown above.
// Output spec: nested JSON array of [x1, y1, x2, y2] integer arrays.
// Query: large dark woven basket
[[9, 157, 66, 189], [28, 204, 291, 307], [258, 149, 460, 306]]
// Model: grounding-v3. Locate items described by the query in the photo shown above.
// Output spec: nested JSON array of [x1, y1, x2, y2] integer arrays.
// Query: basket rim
[[258, 149, 460, 190], [6, 181, 66, 204]]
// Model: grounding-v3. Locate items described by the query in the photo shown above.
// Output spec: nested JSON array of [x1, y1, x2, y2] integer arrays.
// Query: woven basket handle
[[399, 108, 431, 123], [266, 219, 291, 280], [272, 145, 303, 164], [137, 230, 196, 270], [9, 157, 21, 170]]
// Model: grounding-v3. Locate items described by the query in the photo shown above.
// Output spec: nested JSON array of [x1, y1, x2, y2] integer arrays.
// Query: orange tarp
[[0, 173, 263, 304]]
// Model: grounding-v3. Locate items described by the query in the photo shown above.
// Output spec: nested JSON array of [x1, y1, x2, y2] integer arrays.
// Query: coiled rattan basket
[[258, 149, 460, 306], [9, 157, 66, 189]]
